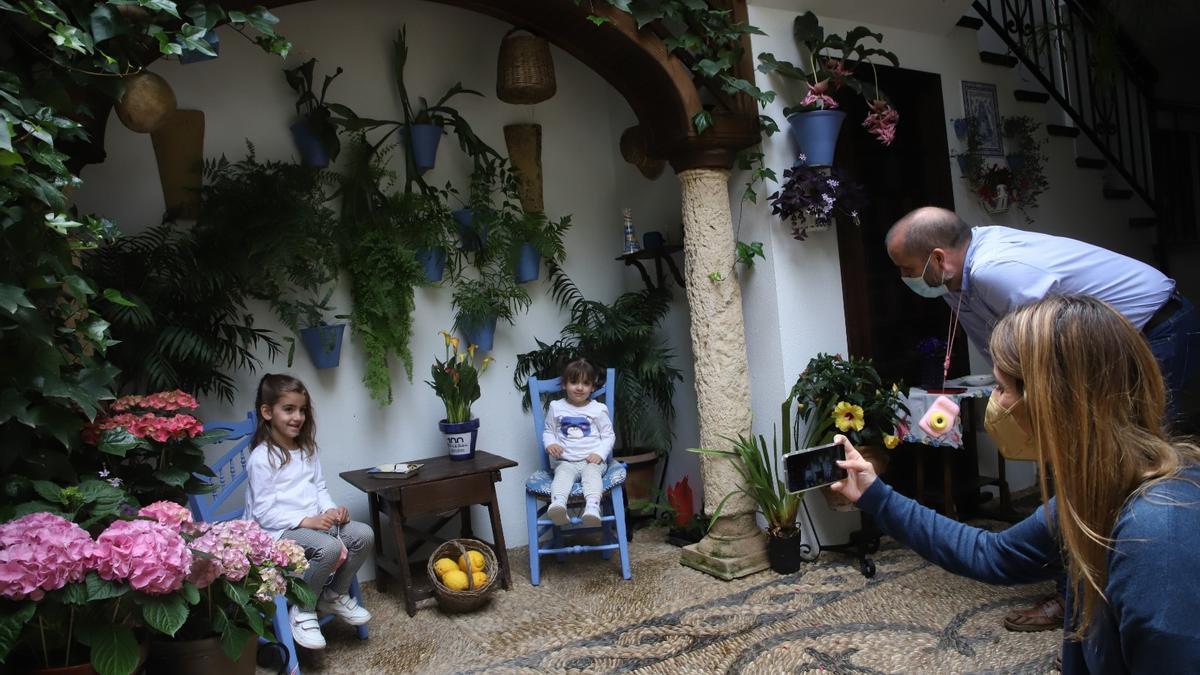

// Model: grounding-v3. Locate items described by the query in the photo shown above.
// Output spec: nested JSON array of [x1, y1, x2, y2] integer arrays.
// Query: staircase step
[[956, 15, 983, 30], [980, 51, 1019, 67], [1129, 217, 1157, 229], [1047, 124, 1080, 138], [1014, 89, 1050, 103], [1076, 156, 1107, 169], [1104, 187, 1133, 200]]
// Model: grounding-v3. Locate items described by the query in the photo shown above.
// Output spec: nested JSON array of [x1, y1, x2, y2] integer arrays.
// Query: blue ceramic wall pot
[[299, 323, 345, 369], [514, 242, 541, 283], [453, 208, 488, 251], [290, 119, 329, 168], [786, 110, 846, 167], [409, 124, 443, 173], [416, 247, 447, 283], [1006, 154, 1025, 171], [439, 418, 480, 461], [459, 316, 498, 353]]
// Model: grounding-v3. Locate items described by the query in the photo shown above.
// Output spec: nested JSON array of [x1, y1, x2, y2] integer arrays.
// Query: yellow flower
[[468, 343, 477, 361], [481, 356, 495, 372], [449, 336, 460, 353], [832, 401, 865, 433], [892, 383, 899, 392], [883, 434, 900, 449], [439, 330, 454, 346]]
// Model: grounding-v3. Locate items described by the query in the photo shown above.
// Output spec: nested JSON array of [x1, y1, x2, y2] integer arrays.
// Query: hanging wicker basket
[[426, 538, 499, 613], [497, 29, 556, 105]]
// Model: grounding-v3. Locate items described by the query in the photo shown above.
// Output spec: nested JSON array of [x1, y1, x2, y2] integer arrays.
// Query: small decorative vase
[[513, 242, 541, 283], [621, 207, 640, 254], [298, 323, 345, 369], [919, 352, 946, 390], [439, 418, 480, 461], [290, 119, 329, 168], [416, 247, 447, 283], [642, 231, 664, 250], [459, 315, 498, 352], [786, 110, 846, 167], [408, 124, 443, 174]]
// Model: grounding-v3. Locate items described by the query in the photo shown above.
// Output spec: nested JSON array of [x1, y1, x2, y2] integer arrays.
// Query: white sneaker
[[546, 499, 569, 526], [289, 604, 326, 650], [316, 589, 372, 626], [581, 502, 602, 528]]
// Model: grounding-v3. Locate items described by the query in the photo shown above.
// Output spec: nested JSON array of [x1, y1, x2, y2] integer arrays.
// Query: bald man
[[885, 206, 1199, 632]]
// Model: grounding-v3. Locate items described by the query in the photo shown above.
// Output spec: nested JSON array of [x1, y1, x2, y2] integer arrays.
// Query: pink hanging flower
[[94, 519, 191, 595], [800, 79, 840, 111], [0, 513, 96, 601], [863, 99, 899, 146], [823, 58, 852, 88], [139, 501, 199, 535]]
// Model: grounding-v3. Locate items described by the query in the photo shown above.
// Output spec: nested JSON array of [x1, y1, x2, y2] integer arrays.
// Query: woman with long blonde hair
[[831, 295, 1200, 672]]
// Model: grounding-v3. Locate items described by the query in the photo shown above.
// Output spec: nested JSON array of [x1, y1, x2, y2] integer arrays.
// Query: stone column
[[676, 168, 769, 580]]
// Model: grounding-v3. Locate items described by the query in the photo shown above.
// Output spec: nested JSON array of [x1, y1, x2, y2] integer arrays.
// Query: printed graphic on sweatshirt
[[560, 416, 592, 440]]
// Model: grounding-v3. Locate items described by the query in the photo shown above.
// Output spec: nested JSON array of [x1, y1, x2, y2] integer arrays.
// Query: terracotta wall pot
[[115, 72, 177, 133], [822, 445, 888, 512], [145, 635, 255, 675]]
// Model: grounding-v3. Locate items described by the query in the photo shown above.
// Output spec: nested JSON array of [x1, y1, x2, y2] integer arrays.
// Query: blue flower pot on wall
[[299, 323, 345, 369], [453, 208, 488, 251], [415, 247, 447, 283], [459, 316, 498, 353], [408, 124, 443, 174], [1006, 154, 1025, 171], [179, 31, 220, 65], [786, 110, 846, 167], [439, 418, 480, 461], [952, 118, 970, 140], [514, 242, 541, 283], [290, 119, 329, 168]]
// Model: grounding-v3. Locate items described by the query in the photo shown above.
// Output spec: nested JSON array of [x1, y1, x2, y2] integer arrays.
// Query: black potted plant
[[768, 161, 868, 241], [284, 58, 344, 168], [513, 265, 682, 509]]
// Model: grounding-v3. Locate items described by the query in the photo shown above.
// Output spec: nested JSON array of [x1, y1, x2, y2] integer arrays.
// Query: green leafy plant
[[952, 115, 1049, 222], [427, 331, 493, 423], [790, 353, 907, 449], [736, 240, 765, 268], [284, 57, 344, 162], [690, 396, 802, 537], [513, 264, 681, 455], [451, 275, 532, 332]]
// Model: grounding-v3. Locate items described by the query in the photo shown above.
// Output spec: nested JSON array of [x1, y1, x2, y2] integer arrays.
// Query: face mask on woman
[[984, 394, 1038, 461]]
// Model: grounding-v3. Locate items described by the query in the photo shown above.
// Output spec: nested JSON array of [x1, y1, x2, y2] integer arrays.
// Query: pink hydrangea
[[94, 519, 191, 595], [254, 566, 288, 603], [139, 501, 198, 535], [83, 412, 204, 446], [186, 554, 222, 589], [0, 513, 96, 601], [112, 390, 199, 412], [187, 520, 273, 584], [273, 539, 309, 576]]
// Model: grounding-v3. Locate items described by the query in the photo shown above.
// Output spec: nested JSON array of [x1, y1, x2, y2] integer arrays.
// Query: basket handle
[[453, 539, 478, 590]]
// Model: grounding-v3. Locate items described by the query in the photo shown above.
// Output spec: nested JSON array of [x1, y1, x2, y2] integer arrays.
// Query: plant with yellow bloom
[[791, 353, 907, 449], [427, 330, 491, 423]]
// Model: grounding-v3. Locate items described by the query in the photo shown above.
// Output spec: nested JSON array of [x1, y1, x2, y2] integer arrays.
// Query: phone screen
[[783, 442, 848, 493]]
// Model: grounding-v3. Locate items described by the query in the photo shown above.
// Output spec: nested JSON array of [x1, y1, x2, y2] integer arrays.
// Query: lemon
[[471, 571, 488, 588], [433, 558, 458, 578], [442, 569, 469, 591], [458, 550, 485, 573]]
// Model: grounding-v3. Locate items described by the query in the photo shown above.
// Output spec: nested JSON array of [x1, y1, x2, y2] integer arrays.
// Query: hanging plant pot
[[767, 530, 804, 574], [439, 418, 480, 461], [408, 124, 443, 173], [514, 242, 541, 283], [496, 29, 557, 104], [453, 208, 488, 251], [459, 315, 498, 352], [116, 71, 177, 134], [952, 117, 970, 140], [179, 30, 220, 65], [416, 247, 447, 282], [290, 119, 329, 168], [786, 110, 846, 167], [299, 323, 345, 369]]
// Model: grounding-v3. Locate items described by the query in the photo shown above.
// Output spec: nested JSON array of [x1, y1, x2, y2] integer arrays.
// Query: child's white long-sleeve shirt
[[244, 443, 337, 539], [542, 399, 615, 461]]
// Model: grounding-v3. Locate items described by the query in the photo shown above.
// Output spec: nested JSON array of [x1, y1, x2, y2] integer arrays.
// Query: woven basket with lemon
[[427, 538, 498, 612]]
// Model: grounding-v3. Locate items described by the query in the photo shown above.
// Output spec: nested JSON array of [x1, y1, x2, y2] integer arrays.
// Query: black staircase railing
[[972, 0, 1155, 209]]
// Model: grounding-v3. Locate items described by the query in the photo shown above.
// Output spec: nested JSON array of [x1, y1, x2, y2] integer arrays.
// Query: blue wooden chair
[[524, 368, 632, 585], [188, 411, 367, 675]]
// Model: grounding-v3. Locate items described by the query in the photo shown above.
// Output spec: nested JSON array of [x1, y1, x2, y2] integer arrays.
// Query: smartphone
[[783, 442, 848, 493]]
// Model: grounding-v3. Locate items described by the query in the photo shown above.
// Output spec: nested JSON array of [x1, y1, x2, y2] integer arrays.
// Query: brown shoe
[[1003, 593, 1064, 632]]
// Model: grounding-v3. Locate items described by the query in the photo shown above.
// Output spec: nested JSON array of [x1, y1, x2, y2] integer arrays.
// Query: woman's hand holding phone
[[829, 434, 879, 503]]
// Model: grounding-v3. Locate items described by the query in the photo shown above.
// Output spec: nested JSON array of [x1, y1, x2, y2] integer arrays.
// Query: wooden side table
[[341, 451, 518, 617]]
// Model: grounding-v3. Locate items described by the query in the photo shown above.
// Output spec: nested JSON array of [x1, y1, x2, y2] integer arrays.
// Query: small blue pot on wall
[[1006, 154, 1025, 171], [514, 242, 541, 283], [453, 208, 488, 251], [786, 110, 846, 167], [459, 316, 498, 353], [439, 418, 480, 461], [299, 323, 345, 369], [408, 124, 443, 173], [416, 247, 447, 283], [290, 119, 329, 168]]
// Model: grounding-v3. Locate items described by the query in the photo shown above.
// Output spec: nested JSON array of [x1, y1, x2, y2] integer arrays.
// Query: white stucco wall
[[72, 0, 696, 581], [743, 3, 1158, 539]]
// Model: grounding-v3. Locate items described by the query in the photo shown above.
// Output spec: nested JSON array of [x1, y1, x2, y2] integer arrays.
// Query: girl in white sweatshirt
[[543, 360, 615, 527]]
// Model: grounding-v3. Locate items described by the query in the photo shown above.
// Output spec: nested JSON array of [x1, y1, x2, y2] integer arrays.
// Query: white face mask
[[902, 251, 950, 298]]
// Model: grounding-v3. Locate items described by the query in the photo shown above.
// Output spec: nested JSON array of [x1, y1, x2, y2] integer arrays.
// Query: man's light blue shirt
[[947, 226, 1175, 364]]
